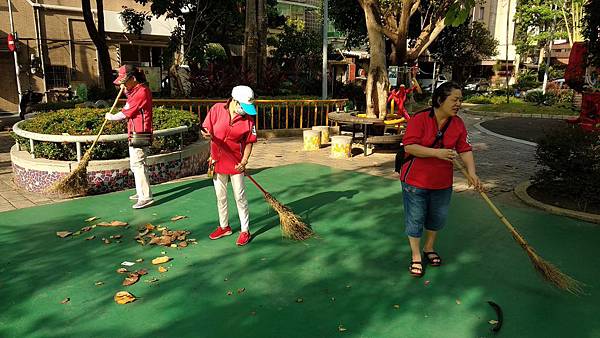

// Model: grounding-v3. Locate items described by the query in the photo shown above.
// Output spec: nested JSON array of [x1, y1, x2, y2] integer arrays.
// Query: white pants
[[213, 173, 249, 232], [129, 146, 152, 201]]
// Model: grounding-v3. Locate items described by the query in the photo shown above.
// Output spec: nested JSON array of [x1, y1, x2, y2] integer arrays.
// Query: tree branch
[[408, 18, 446, 60]]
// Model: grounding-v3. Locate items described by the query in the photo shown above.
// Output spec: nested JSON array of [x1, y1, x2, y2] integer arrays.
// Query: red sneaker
[[209, 226, 232, 240], [236, 231, 251, 246]]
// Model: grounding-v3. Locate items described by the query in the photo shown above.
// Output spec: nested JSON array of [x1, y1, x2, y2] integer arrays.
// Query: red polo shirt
[[400, 110, 472, 189], [202, 102, 258, 175], [121, 84, 153, 137]]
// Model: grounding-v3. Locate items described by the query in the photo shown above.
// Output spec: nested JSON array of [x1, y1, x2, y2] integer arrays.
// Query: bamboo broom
[[453, 159, 584, 294], [246, 174, 314, 240], [49, 87, 124, 196]]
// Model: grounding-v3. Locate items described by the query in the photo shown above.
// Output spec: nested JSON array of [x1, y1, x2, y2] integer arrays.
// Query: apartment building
[[0, 0, 175, 111]]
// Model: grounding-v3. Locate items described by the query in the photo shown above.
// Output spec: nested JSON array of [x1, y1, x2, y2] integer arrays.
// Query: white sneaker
[[129, 194, 138, 200], [132, 199, 154, 209]]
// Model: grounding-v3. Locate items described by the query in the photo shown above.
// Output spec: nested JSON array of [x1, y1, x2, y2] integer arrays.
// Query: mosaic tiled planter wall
[[11, 141, 210, 194]]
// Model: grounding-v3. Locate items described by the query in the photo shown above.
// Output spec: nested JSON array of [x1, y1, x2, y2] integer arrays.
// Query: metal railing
[[146, 99, 348, 130], [12, 121, 189, 161]]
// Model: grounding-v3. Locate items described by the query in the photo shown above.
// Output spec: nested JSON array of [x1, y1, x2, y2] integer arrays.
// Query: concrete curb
[[473, 122, 538, 147], [514, 181, 600, 224], [462, 107, 576, 120]]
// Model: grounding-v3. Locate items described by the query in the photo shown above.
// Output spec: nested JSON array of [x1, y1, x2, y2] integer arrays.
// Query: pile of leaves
[[134, 221, 196, 248], [13, 107, 199, 161]]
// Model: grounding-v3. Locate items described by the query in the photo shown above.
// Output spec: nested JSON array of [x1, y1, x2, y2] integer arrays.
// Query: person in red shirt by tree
[[400, 81, 483, 277], [201, 86, 258, 246], [105, 64, 154, 209]]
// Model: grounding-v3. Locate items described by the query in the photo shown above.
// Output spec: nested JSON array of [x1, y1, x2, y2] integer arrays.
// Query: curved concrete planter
[[514, 181, 600, 225], [11, 141, 210, 194]]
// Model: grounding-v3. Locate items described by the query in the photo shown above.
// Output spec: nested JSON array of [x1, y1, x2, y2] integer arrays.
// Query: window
[[479, 7, 485, 20], [46, 65, 69, 89], [119, 44, 163, 67]]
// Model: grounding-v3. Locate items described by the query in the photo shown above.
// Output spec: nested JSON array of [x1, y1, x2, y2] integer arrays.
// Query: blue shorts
[[402, 182, 452, 238]]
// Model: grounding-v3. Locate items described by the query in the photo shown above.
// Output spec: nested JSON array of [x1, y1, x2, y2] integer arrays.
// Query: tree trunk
[[244, 0, 259, 85], [390, 0, 412, 66], [362, 0, 389, 119], [257, 0, 267, 84], [82, 0, 113, 90]]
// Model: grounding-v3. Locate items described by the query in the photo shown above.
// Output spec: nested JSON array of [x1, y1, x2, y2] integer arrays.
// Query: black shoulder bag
[[394, 115, 453, 173], [130, 108, 153, 148]]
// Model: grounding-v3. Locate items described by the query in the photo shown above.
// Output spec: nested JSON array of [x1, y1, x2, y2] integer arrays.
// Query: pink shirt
[[202, 102, 257, 175]]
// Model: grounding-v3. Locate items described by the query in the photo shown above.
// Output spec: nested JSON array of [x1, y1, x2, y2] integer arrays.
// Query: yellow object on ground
[[312, 126, 330, 144], [330, 136, 353, 158], [303, 130, 321, 151]]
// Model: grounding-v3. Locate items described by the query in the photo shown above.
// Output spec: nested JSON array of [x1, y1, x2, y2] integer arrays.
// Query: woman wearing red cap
[[105, 64, 154, 209], [201, 85, 258, 246]]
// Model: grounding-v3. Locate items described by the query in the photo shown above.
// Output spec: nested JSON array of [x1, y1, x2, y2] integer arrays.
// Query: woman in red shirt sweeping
[[201, 86, 258, 246], [400, 81, 483, 277], [105, 64, 154, 209]]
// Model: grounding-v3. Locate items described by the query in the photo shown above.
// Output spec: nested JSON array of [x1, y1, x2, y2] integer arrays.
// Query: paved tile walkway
[[0, 111, 538, 212]]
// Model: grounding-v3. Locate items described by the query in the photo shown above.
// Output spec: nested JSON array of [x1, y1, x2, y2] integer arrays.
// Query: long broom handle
[[453, 159, 529, 246], [87, 86, 125, 153], [245, 174, 269, 196]]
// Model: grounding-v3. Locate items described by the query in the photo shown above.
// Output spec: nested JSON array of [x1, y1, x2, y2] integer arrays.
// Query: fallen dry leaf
[[97, 221, 128, 227], [72, 231, 82, 236], [152, 256, 171, 265], [424, 280, 431, 286], [170, 244, 177, 248], [114, 291, 136, 304], [456, 299, 461, 305], [85, 216, 99, 222], [178, 241, 188, 248], [227, 291, 233, 296], [103, 238, 111, 244], [393, 304, 400, 309], [123, 273, 140, 286], [171, 215, 186, 221], [489, 320, 499, 325], [137, 269, 148, 276], [135, 258, 144, 263], [110, 235, 123, 240], [338, 325, 347, 332], [296, 298, 303, 303], [148, 237, 161, 245], [158, 266, 167, 273], [85, 236, 95, 241], [237, 288, 246, 294], [95, 281, 104, 286], [116, 268, 129, 274], [56, 231, 72, 238], [157, 226, 166, 231], [80, 226, 92, 232], [60, 298, 70, 304], [145, 278, 159, 283], [138, 229, 150, 237], [145, 223, 155, 231]]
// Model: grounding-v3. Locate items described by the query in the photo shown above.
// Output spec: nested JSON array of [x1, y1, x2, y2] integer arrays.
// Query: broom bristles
[[510, 229, 585, 295], [264, 193, 313, 240], [48, 151, 92, 197]]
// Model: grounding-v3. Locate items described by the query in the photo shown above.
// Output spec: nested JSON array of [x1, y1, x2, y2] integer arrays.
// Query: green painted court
[[0, 164, 598, 337]]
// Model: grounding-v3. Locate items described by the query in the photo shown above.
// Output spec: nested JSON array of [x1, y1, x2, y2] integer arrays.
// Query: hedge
[[12, 107, 199, 161]]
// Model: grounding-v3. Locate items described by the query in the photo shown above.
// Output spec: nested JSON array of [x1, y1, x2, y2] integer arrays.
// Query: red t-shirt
[[202, 102, 258, 175], [400, 110, 472, 189], [121, 84, 153, 137]]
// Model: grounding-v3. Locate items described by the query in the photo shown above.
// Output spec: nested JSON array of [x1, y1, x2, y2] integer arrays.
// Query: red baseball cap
[[113, 65, 135, 85]]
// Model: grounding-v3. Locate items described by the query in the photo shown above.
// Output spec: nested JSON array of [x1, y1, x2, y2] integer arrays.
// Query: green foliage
[[272, 19, 322, 73], [533, 127, 600, 212], [430, 21, 498, 67], [465, 95, 493, 104], [514, 0, 568, 59], [75, 84, 88, 101], [119, 6, 152, 37], [515, 70, 540, 91], [13, 108, 199, 161], [524, 90, 556, 105], [444, 0, 476, 27], [583, 0, 600, 67]]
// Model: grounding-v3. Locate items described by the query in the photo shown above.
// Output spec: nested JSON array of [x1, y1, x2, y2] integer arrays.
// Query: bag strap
[[430, 116, 453, 148]]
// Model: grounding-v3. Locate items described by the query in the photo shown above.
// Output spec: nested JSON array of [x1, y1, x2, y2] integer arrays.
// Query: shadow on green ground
[[0, 163, 598, 338]]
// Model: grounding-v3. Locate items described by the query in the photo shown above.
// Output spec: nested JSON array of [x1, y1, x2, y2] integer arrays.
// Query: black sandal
[[423, 251, 442, 266], [409, 261, 424, 277]]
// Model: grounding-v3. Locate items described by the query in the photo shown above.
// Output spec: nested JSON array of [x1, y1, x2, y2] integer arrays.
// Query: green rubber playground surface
[[0, 163, 598, 338]]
